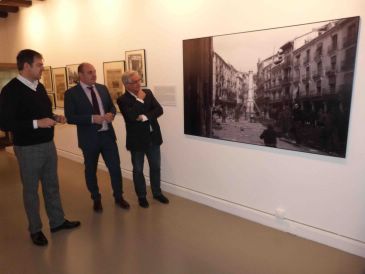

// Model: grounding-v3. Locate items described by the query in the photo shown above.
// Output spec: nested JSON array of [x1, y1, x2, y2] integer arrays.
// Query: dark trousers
[[81, 132, 123, 201], [130, 144, 162, 198], [14, 141, 65, 233]]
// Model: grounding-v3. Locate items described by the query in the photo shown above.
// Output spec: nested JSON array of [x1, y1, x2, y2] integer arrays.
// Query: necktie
[[87, 86, 101, 115]]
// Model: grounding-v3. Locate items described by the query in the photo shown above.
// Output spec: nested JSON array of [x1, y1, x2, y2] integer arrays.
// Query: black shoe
[[115, 197, 130, 209], [93, 200, 103, 212], [30, 231, 48, 246], [51, 219, 81, 233], [138, 197, 149, 208], [153, 194, 169, 204]]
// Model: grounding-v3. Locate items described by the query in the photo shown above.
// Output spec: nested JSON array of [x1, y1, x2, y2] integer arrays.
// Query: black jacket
[[117, 89, 163, 151]]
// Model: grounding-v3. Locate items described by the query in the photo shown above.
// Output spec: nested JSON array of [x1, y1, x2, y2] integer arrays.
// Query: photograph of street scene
[[183, 16, 359, 157]]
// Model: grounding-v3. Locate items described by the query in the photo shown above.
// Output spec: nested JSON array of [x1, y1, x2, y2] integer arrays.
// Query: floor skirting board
[[52, 148, 365, 258], [161, 181, 365, 258]]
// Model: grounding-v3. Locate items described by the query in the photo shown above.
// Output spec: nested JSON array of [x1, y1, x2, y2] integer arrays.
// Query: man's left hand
[[104, 112, 115, 123], [54, 115, 66, 124]]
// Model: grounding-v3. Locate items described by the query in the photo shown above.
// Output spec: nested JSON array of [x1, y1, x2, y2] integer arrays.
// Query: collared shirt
[[17, 74, 39, 91], [80, 81, 108, 131], [17, 74, 40, 129]]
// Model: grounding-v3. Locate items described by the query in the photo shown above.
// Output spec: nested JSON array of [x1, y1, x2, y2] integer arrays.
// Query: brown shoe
[[115, 197, 130, 209], [93, 200, 103, 212]]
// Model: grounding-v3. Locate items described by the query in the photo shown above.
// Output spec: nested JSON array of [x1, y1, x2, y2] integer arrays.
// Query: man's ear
[[23, 62, 31, 70]]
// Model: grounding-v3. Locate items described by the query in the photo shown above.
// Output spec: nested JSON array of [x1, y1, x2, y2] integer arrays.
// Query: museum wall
[[0, 0, 364, 257]]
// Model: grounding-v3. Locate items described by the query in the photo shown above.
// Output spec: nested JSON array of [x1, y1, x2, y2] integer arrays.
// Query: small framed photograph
[[66, 64, 79, 88], [103, 60, 126, 111], [40, 66, 53, 92], [47, 93, 56, 109], [125, 49, 147, 86], [52, 67, 67, 108]]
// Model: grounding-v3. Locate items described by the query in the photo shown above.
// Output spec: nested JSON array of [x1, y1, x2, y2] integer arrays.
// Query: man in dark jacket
[[64, 63, 129, 212], [117, 71, 169, 208]]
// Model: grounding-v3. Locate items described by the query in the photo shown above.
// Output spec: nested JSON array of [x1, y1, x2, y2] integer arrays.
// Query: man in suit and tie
[[117, 71, 169, 208], [64, 63, 129, 212]]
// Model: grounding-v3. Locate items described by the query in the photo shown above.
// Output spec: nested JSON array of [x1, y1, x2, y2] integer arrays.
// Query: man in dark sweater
[[0, 49, 80, 246]]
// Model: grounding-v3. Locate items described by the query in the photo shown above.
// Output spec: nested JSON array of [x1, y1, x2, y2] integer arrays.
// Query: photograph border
[[52, 67, 67, 108], [183, 16, 360, 158], [125, 49, 147, 87], [103, 60, 126, 112], [47, 92, 56, 109], [40, 66, 53, 92], [66, 64, 79, 88]]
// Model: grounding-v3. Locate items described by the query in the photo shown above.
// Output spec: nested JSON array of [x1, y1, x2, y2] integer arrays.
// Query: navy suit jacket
[[117, 89, 163, 151], [64, 83, 117, 149]]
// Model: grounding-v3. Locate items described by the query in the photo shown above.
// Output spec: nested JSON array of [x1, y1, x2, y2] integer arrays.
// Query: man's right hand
[[37, 118, 57, 128], [137, 89, 146, 100], [92, 115, 104, 124]]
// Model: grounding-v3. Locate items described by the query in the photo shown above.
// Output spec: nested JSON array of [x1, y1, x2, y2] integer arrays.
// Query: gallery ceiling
[[0, 0, 45, 19]]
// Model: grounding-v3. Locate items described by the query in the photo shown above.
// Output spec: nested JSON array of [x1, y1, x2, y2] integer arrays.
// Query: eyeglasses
[[128, 78, 142, 85]]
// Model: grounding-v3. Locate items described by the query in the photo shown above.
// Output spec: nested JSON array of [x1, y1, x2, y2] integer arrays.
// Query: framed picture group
[[43, 48, 148, 110], [103, 48, 148, 111], [40, 66, 57, 109]]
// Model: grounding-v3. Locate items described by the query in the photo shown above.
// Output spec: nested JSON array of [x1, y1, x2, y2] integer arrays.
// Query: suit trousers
[[81, 131, 123, 201], [14, 141, 65, 234], [130, 144, 162, 198]]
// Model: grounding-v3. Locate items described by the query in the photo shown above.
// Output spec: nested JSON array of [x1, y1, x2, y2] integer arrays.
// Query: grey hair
[[121, 70, 140, 85]]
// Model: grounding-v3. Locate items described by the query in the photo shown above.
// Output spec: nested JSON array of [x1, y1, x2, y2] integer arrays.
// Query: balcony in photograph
[[293, 60, 300, 69], [303, 56, 310, 65], [301, 75, 310, 83], [326, 66, 337, 77], [327, 45, 338, 55], [343, 36, 356, 48], [312, 70, 323, 80], [314, 53, 323, 63], [341, 59, 355, 71], [282, 76, 291, 86], [293, 75, 300, 83]]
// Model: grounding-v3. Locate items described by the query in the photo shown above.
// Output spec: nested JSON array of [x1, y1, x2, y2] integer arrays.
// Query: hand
[[54, 115, 66, 124], [92, 115, 104, 125], [104, 112, 115, 123], [37, 118, 56, 128], [137, 89, 146, 100]]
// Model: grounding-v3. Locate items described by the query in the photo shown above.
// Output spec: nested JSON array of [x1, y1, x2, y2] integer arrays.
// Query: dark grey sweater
[[0, 78, 54, 146]]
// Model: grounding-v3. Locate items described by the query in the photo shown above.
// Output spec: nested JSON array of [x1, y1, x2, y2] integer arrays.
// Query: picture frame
[[125, 49, 147, 86], [66, 64, 79, 88], [47, 93, 56, 109], [40, 66, 53, 92], [103, 60, 126, 111], [52, 67, 67, 108], [183, 16, 360, 158]]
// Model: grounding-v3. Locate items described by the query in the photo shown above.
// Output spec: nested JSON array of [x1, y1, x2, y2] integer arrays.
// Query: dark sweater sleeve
[[0, 85, 33, 132]]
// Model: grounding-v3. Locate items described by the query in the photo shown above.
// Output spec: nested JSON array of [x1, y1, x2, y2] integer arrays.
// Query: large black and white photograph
[[183, 16, 359, 158]]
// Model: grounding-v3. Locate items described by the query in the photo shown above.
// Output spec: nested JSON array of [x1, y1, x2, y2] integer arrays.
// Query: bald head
[[78, 62, 96, 85]]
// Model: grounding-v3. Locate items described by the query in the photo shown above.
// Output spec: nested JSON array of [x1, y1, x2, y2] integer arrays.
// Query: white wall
[[1, 0, 365, 257]]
